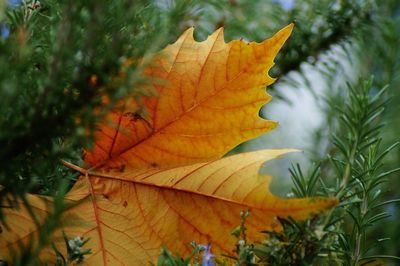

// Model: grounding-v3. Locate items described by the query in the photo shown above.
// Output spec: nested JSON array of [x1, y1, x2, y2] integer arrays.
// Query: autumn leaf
[[0, 24, 338, 265], [1, 150, 336, 265], [84, 24, 294, 170]]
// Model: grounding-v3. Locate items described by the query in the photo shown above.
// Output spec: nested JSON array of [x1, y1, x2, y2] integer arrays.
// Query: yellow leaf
[[1, 150, 337, 265], [84, 24, 294, 170], [0, 24, 338, 265]]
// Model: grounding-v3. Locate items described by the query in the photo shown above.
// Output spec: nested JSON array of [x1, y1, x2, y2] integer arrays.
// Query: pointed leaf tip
[[269, 23, 294, 51]]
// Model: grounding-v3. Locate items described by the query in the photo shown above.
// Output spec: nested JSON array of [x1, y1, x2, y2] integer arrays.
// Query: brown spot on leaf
[[124, 112, 143, 122]]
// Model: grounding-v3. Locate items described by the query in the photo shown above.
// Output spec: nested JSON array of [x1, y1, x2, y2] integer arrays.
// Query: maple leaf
[[0, 24, 338, 265], [84, 24, 293, 170]]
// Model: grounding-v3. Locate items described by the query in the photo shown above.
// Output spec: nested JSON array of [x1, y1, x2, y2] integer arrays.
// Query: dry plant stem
[[61, 160, 88, 175], [61, 160, 102, 176]]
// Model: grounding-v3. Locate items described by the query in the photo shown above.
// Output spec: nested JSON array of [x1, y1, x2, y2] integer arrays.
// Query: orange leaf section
[[84, 24, 294, 170], [0, 150, 337, 265]]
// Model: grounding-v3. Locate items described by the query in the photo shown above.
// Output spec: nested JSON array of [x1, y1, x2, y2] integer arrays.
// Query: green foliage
[[255, 217, 336, 265], [156, 243, 205, 266], [324, 79, 400, 265]]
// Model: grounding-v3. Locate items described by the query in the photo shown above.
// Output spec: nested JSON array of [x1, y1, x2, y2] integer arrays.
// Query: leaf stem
[[60, 160, 87, 175]]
